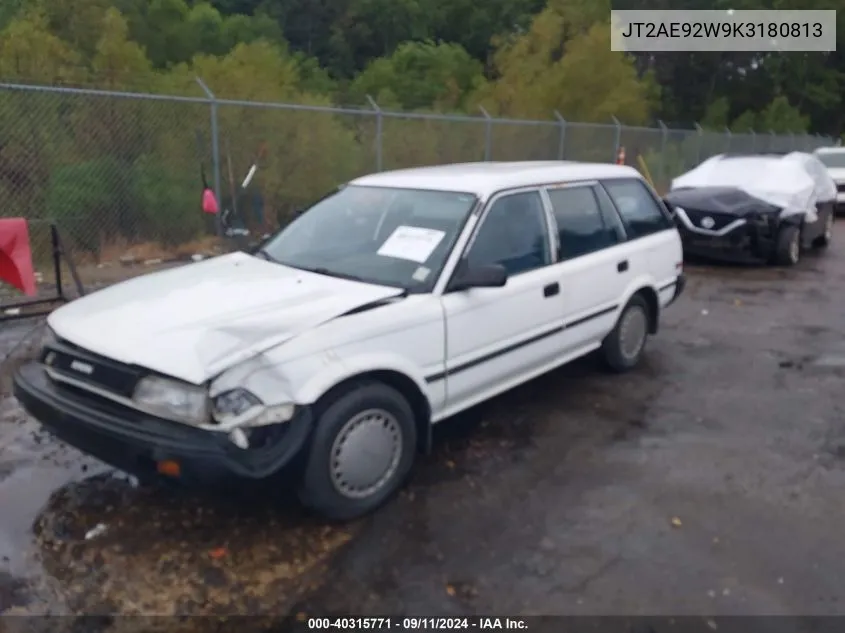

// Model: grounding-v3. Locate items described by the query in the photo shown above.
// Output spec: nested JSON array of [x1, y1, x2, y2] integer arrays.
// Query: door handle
[[617, 260, 629, 272], [543, 283, 559, 297]]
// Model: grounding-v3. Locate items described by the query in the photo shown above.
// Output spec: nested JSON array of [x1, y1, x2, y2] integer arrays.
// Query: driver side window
[[465, 191, 551, 276]]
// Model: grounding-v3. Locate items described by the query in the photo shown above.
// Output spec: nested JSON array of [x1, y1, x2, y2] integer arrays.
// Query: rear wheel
[[601, 295, 650, 373], [774, 225, 801, 266], [297, 381, 417, 521]]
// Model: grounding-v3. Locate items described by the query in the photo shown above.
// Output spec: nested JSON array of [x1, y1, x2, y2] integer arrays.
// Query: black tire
[[297, 381, 417, 521], [601, 294, 650, 373], [814, 211, 833, 248], [774, 225, 801, 265]]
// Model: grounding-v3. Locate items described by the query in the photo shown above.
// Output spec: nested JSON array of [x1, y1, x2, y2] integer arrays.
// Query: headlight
[[211, 388, 296, 428], [133, 376, 209, 425], [40, 325, 58, 351], [213, 389, 261, 418]]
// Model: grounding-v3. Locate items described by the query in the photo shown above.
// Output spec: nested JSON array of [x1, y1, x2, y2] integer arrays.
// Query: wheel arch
[[633, 286, 660, 334], [619, 280, 661, 335], [307, 370, 433, 455]]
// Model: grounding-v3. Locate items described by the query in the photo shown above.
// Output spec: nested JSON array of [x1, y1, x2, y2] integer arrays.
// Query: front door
[[437, 189, 565, 413]]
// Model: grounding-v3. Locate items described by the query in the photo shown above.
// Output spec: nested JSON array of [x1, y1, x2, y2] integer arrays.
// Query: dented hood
[[47, 252, 404, 384]]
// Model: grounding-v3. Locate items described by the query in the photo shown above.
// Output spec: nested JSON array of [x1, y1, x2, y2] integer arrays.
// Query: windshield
[[816, 152, 845, 168], [260, 185, 477, 291]]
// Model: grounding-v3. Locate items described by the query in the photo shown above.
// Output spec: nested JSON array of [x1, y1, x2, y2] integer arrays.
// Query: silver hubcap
[[329, 408, 403, 499], [619, 305, 647, 361], [789, 233, 800, 262], [825, 214, 833, 240]]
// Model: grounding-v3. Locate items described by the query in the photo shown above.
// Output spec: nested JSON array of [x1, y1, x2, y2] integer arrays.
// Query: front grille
[[682, 208, 738, 231], [41, 339, 143, 398]]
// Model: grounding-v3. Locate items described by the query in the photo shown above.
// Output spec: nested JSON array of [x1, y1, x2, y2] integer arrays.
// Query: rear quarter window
[[601, 178, 674, 239]]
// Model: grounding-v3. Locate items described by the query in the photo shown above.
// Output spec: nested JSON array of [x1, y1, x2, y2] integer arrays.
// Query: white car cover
[[671, 152, 837, 222]]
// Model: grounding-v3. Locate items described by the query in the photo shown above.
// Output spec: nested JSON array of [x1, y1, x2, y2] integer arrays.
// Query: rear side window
[[602, 179, 673, 239], [546, 186, 618, 260]]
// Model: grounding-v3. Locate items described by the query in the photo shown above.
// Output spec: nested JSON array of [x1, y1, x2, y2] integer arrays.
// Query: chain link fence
[[0, 80, 835, 303]]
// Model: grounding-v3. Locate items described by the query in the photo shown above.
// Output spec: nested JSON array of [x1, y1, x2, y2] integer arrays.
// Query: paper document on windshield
[[377, 226, 446, 263]]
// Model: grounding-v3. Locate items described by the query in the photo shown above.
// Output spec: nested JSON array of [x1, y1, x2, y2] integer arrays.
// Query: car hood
[[663, 186, 781, 217], [47, 252, 404, 384]]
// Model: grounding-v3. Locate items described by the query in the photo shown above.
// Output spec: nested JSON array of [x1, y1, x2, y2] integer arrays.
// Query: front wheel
[[774, 225, 801, 266], [297, 382, 417, 521], [601, 295, 650, 373]]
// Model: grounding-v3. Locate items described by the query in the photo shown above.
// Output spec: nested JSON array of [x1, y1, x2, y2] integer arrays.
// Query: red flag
[[0, 218, 37, 296], [202, 188, 219, 214]]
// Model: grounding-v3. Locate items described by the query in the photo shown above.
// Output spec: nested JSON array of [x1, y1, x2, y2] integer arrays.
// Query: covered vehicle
[[813, 146, 845, 214], [663, 152, 836, 265]]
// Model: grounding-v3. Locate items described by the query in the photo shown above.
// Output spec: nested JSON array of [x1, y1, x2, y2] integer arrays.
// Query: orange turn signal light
[[156, 460, 181, 477]]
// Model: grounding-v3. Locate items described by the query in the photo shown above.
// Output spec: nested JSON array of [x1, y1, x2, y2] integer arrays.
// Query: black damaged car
[[663, 152, 836, 266]]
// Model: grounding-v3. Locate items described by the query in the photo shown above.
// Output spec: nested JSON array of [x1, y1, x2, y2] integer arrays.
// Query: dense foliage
[[0, 0, 841, 259]]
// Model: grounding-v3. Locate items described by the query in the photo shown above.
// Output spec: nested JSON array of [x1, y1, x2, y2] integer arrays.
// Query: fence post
[[657, 119, 668, 186], [366, 95, 383, 171], [724, 126, 732, 153], [554, 110, 567, 160], [195, 76, 222, 237], [749, 128, 756, 152], [789, 131, 795, 151], [612, 116, 622, 162], [479, 106, 492, 161], [694, 122, 704, 163], [770, 129, 776, 152]]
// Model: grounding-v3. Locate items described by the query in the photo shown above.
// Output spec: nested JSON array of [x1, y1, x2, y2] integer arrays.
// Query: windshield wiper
[[255, 248, 278, 262], [310, 267, 367, 283]]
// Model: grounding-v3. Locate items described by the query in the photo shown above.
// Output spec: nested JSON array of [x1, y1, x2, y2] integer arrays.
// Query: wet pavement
[[2, 226, 845, 617]]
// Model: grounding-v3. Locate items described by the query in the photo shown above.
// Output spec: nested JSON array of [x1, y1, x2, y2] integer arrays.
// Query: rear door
[[543, 182, 634, 352], [600, 177, 682, 306]]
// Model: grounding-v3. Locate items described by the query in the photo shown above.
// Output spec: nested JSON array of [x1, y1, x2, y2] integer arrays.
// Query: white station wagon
[[15, 161, 685, 519]]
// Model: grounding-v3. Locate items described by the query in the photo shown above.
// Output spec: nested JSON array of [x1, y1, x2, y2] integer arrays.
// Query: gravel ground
[[2, 224, 845, 619]]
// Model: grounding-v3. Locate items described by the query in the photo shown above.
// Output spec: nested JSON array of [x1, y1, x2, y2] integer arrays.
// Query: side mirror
[[449, 261, 508, 291]]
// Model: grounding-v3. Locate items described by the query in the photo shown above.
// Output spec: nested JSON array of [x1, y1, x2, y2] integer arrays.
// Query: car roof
[[349, 161, 643, 198], [814, 146, 845, 154], [721, 151, 789, 157]]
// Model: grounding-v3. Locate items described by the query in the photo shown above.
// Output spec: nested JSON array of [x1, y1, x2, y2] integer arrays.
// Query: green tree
[[348, 41, 485, 111], [758, 95, 809, 133], [91, 7, 152, 88], [38, 0, 113, 60], [476, 11, 657, 124], [730, 110, 758, 133], [0, 10, 82, 83], [701, 97, 730, 130], [326, 0, 430, 77], [141, 0, 194, 67], [426, 0, 545, 64]]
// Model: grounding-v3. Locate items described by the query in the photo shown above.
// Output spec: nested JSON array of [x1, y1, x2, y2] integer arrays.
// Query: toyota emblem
[[700, 216, 715, 229]]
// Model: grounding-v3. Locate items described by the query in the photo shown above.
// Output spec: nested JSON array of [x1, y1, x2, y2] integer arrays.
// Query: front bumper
[[13, 363, 313, 484], [677, 221, 777, 263]]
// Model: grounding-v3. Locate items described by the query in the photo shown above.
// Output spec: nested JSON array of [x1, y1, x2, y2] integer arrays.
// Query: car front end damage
[[664, 187, 792, 263], [13, 331, 312, 485]]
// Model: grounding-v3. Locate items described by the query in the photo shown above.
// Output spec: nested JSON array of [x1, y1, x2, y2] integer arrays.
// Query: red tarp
[[0, 218, 37, 296]]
